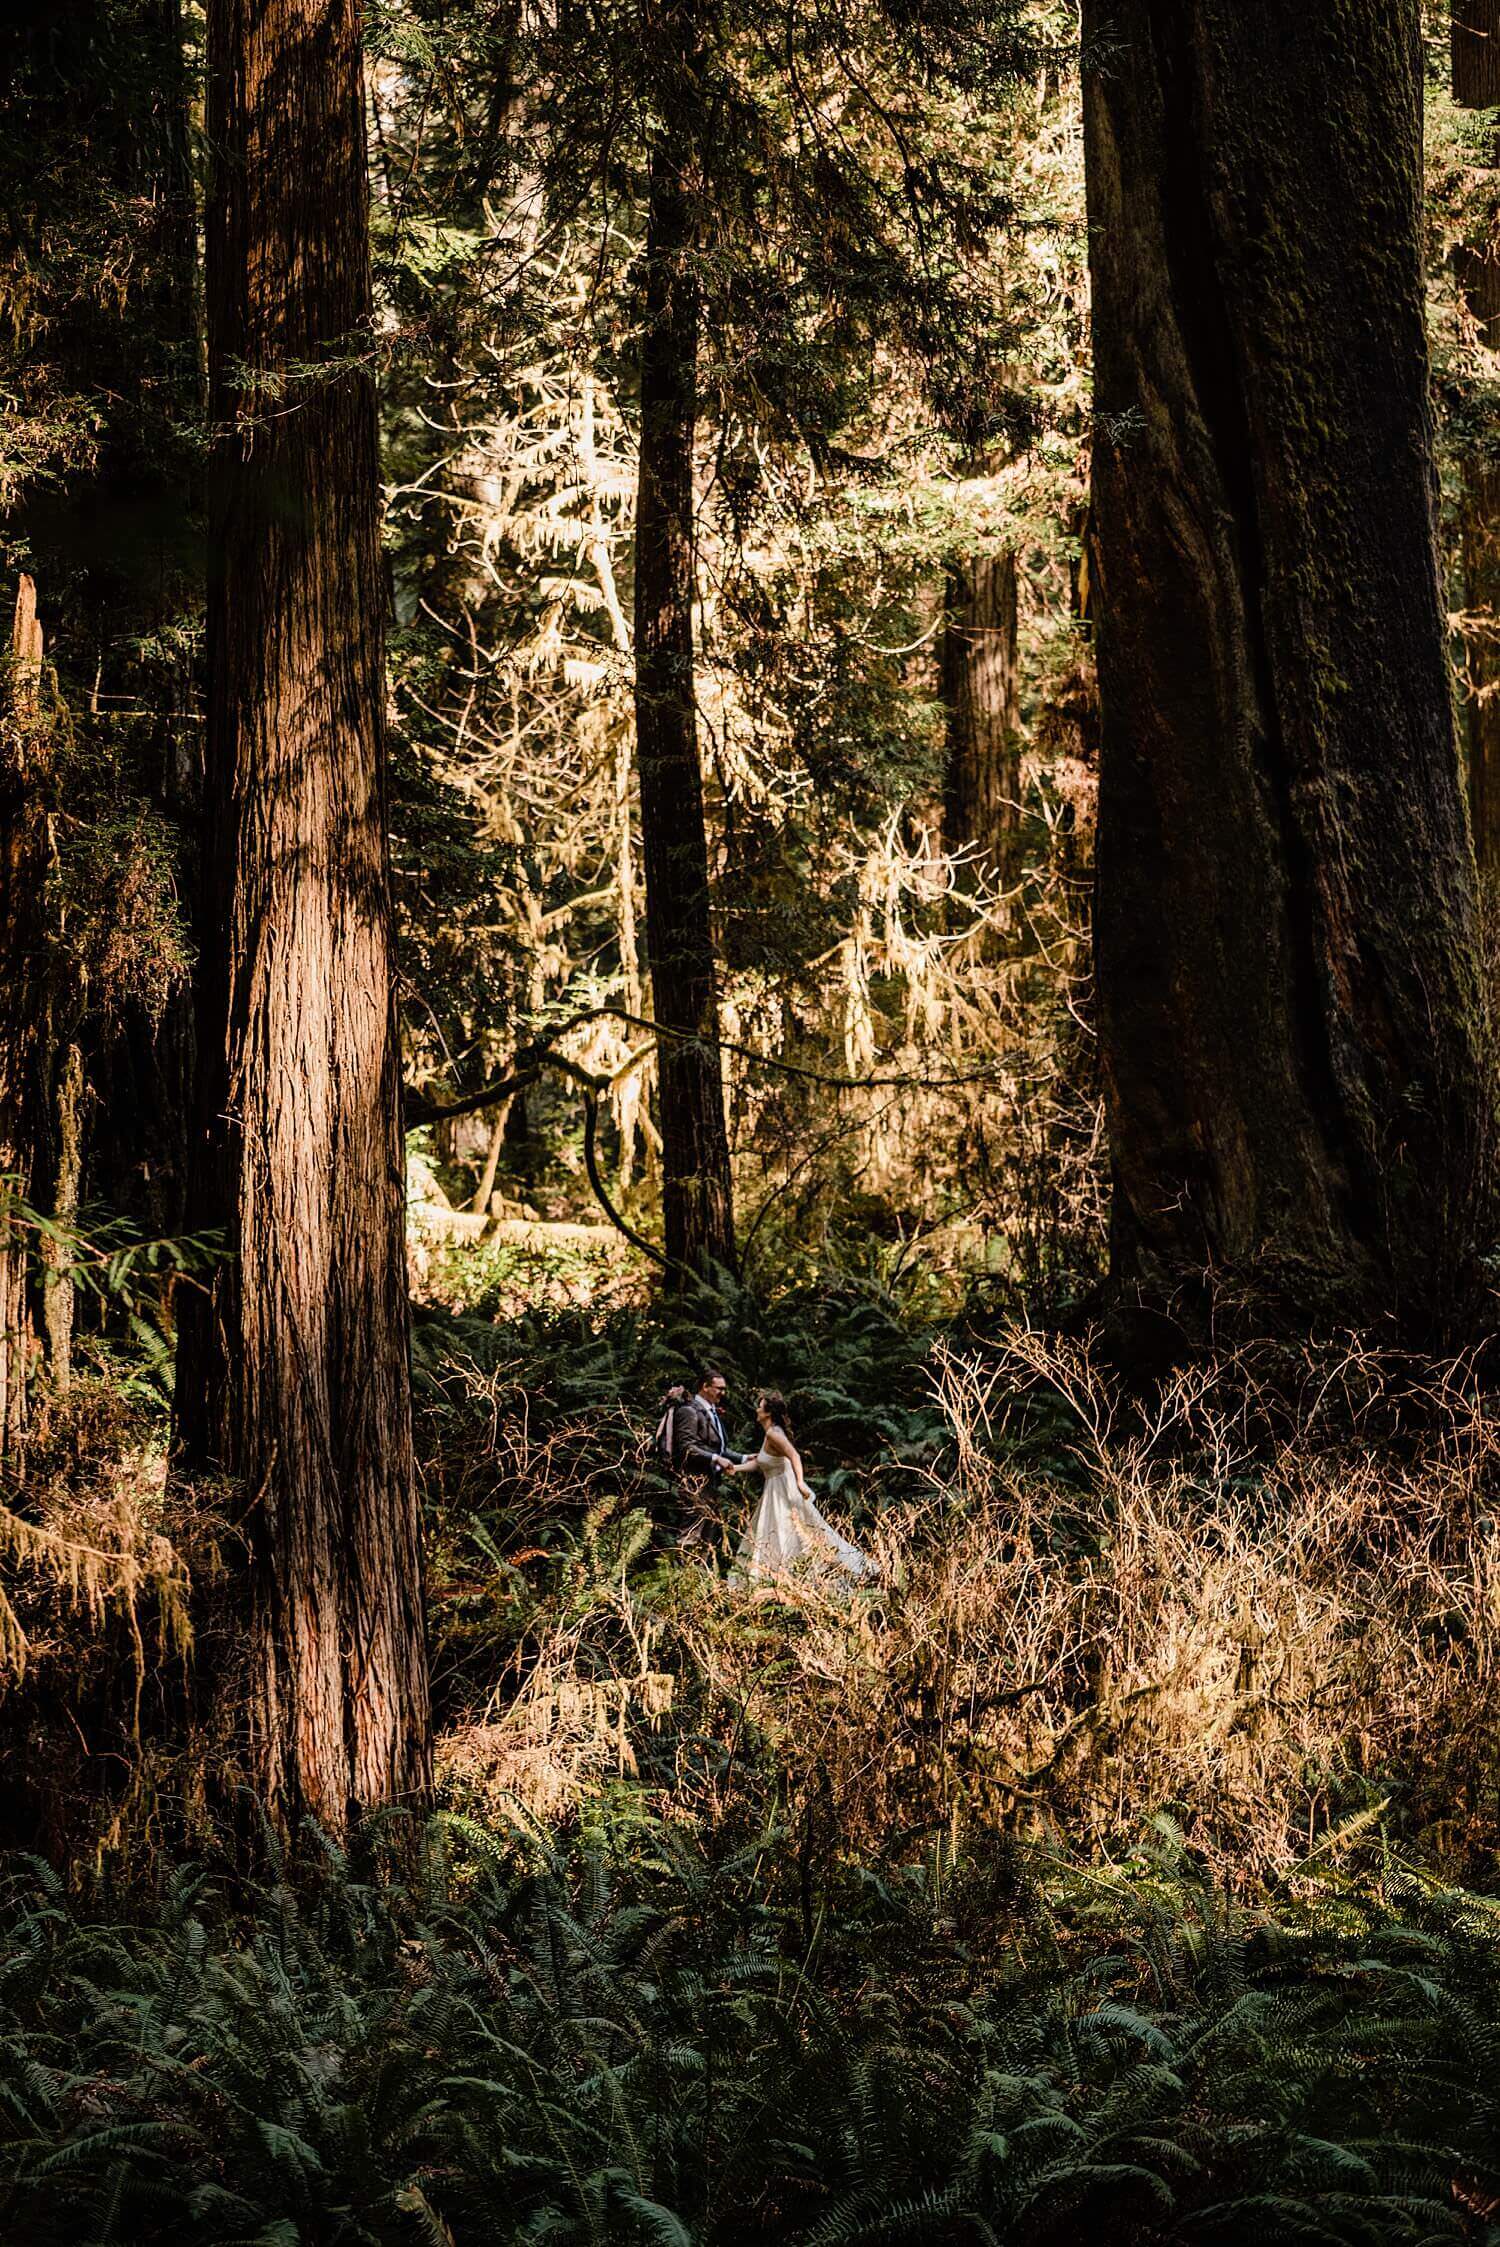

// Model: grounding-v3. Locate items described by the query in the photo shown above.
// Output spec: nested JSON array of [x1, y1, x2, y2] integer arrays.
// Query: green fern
[[4, 1829, 1500, 2244]]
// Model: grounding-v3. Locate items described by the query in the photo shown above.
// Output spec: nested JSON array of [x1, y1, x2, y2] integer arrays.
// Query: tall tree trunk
[[176, 0, 430, 1828], [0, 579, 48, 1461], [1453, 1, 1500, 874], [39, 1043, 85, 1401], [468, 1107, 509, 1215], [632, 40, 737, 1282], [942, 549, 1021, 882], [1083, 0, 1492, 1334]]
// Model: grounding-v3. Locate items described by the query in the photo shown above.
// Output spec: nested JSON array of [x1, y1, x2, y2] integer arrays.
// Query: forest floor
[[7, 1257, 1500, 2241]]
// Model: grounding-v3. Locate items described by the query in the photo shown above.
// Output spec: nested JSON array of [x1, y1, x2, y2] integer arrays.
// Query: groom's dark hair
[[696, 1364, 724, 1389]]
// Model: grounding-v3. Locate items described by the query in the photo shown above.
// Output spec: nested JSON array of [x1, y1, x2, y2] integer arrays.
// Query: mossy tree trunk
[[176, 0, 430, 1830], [38, 1043, 84, 1401], [942, 549, 1021, 884], [1083, 0, 1492, 1334], [0, 580, 47, 1461], [632, 10, 737, 1283], [1453, 1, 1500, 875]]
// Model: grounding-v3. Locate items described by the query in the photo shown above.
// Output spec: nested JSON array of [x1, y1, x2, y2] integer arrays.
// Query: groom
[[671, 1366, 748, 1554]]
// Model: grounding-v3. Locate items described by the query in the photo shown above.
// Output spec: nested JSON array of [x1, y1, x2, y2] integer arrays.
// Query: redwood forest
[[6, 2, 1500, 2240]]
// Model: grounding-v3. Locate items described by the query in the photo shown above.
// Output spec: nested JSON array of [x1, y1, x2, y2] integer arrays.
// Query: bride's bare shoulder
[[765, 1426, 796, 1456]]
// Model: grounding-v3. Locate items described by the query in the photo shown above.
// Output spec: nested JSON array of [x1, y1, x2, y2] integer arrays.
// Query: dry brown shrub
[[732, 1334, 1500, 1884], [439, 1649, 676, 1831], [461, 1332, 1500, 1889]]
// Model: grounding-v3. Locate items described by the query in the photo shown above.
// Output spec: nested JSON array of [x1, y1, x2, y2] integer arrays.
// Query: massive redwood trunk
[[1453, 1, 1500, 876], [942, 549, 1021, 883], [632, 34, 737, 1283], [177, 0, 430, 1826], [1083, 0, 1492, 1333]]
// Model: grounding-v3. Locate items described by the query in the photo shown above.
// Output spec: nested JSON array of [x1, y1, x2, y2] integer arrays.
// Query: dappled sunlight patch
[[438, 1652, 676, 1825], [416, 1228, 645, 1319], [406, 1143, 648, 1318]]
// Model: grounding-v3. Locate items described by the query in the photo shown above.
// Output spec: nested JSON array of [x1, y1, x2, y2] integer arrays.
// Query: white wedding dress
[[735, 1445, 876, 1585]]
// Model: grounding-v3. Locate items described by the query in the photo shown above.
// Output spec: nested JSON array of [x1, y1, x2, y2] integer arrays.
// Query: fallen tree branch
[[547, 1005, 1014, 1093]]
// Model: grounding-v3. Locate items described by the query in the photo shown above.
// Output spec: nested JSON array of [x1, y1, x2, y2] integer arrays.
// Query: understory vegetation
[[6, 1816, 1500, 2245], [422, 1310, 1500, 1891], [10, 1284, 1500, 2238]]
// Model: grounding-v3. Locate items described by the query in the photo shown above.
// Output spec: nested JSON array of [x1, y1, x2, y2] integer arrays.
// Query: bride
[[726, 1392, 876, 1585]]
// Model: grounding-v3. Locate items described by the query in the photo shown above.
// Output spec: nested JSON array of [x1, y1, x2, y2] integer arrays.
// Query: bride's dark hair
[[757, 1390, 793, 1435]]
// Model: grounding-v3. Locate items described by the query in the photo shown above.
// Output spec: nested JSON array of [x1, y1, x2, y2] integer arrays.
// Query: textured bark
[[632, 55, 737, 1282], [1083, 0, 1492, 1331], [0, 579, 47, 1460], [1453, 1, 1500, 873], [39, 1043, 84, 1399], [469, 1108, 509, 1215], [942, 550, 1021, 881], [177, 0, 430, 1827], [1453, 2, 1500, 152]]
